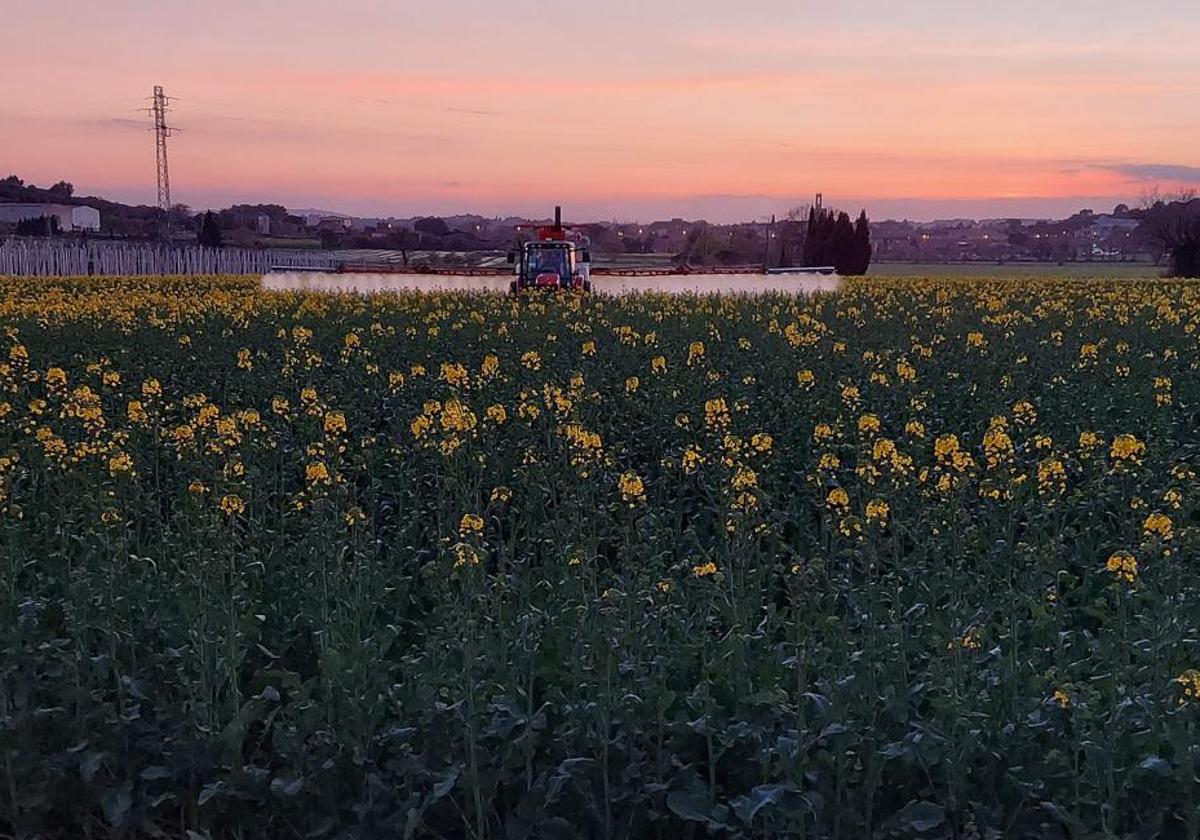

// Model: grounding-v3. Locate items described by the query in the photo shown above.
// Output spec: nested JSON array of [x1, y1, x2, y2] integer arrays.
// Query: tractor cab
[[508, 206, 592, 293]]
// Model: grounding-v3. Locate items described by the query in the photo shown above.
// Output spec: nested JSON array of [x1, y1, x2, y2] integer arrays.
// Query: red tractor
[[508, 206, 592, 293]]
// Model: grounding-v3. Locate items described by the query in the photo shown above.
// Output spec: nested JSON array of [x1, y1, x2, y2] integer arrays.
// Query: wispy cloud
[[1102, 163, 1200, 182], [681, 26, 1200, 65], [76, 117, 148, 132], [445, 107, 501, 117]]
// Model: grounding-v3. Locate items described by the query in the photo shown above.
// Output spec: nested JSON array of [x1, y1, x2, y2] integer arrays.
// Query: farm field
[[869, 262, 1162, 279], [2, 275, 1200, 838], [263, 270, 843, 297]]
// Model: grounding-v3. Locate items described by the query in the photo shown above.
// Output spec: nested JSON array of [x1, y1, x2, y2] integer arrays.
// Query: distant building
[[0, 203, 101, 231], [255, 214, 272, 235], [317, 217, 351, 233]]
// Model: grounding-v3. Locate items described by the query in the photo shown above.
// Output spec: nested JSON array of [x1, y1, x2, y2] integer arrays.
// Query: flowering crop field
[[2, 275, 1200, 838]]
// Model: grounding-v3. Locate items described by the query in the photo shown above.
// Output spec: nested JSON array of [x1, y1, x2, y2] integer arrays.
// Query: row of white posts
[[0, 240, 337, 277]]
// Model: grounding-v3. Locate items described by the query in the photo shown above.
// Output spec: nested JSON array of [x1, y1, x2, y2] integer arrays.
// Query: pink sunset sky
[[2, 1, 1198, 222]]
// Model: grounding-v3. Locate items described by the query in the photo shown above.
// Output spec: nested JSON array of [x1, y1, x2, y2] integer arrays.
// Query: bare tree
[[1139, 188, 1200, 277]]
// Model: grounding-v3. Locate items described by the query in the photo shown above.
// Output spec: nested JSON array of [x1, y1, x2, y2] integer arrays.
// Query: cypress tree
[[832, 212, 855, 274], [821, 213, 837, 266], [803, 205, 873, 273], [851, 210, 872, 275], [199, 212, 223, 248], [803, 206, 820, 266]]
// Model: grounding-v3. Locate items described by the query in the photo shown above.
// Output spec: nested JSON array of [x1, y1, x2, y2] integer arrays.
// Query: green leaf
[[197, 781, 224, 806], [1139, 756, 1172, 776], [431, 768, 459, 800], [667, 790, 725, 826], [893, 799, 945, 832], [100, 781, 132, 828], [270, 776, 304, 797], [304, 815, 337, 837], [731, 784, 785, 823], [80, 750, 105, 783]]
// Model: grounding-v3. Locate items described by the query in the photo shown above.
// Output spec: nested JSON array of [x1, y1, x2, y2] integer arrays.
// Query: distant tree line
[[1, 175, 75, 203], [803, 208, 872, 275]]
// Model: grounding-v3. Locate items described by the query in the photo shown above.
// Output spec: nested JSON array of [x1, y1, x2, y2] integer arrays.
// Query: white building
[[0, 203, 101, 231]]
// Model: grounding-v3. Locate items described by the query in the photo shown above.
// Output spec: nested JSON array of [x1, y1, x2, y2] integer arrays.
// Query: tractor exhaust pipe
[[554, 205, 562, 231]]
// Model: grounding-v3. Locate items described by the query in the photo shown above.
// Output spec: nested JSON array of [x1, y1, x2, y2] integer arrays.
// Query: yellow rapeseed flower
[[1177, 670, 1200, 703], [865, 499, 889, 525], [1142, 512, 1173, 540], [1013, 400, 1037, 425], [323, 411, 347, 436], [410, 414, 432, 439], [934, 434, 960, 460], [1037, 458, 1067, 495], [1109, 433, 1145, 463], [107, 451, 134, 477], [949, 628, 982, 651], [490, 486, 512, 503], [731, 466, 758, 491], [440, 362, 469, 387], [453, 543, 480, 569], [1105, 550, 1138, 584], [219, 494, 245, 517], [827, 487, 850, 511], [127, 400, 148, 424], [618, 471, 646, 505], [1078, 431, 1103, 452], [704, 397, 730, 428]]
